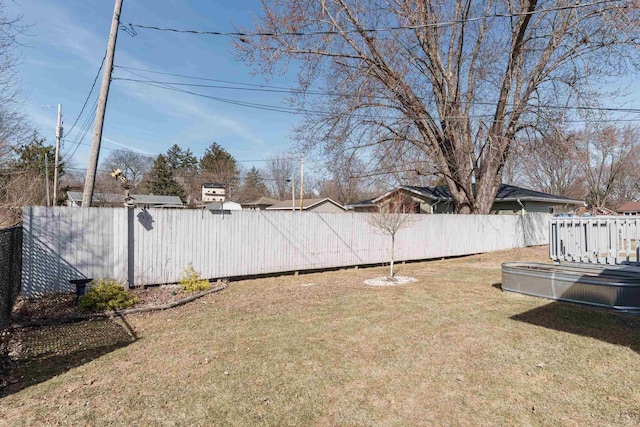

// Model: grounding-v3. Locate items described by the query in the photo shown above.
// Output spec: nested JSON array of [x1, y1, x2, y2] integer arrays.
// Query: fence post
[[549, 219, 555, 261], [127, 207, 134, 288]]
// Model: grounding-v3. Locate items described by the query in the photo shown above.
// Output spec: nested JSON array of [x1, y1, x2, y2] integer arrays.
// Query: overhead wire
[[113, 74, 640, 115], [60, 0, 632, 164], [65, 54, 106, 139], [64, 96, 99, 160], [123, 1, 615, 38], [113, 67, 497, 119], [112, 67, 640, 123]]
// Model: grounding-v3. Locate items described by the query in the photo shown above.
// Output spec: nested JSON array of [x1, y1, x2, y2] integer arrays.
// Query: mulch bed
[[11, 285, 191, 325]]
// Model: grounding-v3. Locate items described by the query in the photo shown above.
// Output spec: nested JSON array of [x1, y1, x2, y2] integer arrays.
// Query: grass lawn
[[2, 246, 640, 426]]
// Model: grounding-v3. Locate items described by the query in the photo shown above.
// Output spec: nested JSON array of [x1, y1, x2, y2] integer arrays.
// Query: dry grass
[[2, 246, 640, 426]]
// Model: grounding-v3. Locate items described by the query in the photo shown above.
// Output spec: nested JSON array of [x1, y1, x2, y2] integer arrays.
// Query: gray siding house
[[348, 184, 584, 215]]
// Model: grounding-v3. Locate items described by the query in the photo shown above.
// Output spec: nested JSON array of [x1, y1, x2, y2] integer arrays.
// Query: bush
[[179, 264, 210, 292], [78, 279, 139, 311]]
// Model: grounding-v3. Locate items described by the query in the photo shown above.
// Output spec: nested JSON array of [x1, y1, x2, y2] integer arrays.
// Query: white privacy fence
[[21, 207, 550, 298], [550, 216, 640, 266]]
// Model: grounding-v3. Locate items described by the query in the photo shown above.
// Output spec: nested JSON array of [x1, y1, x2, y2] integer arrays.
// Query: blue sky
[[7, 0, 640, 177], [7, 0, 302, 172]]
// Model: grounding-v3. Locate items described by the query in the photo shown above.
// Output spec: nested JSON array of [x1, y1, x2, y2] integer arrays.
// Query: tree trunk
[[390, 234, 395, 278]]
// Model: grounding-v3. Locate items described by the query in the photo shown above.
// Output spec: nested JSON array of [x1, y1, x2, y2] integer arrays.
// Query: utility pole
[[45, 153, 50, 207], [299, 154, 304, 212], [53, 103, 63, 205], [291, 173, 295, 211], [82, 0, 123, 208]]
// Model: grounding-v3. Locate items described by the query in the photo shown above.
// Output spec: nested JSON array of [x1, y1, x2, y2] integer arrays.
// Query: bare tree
[[237, 0, 640, 213], [0, 132, 56, 225], [0, 5, 30, 224], [263, 152, 296, 200], [513, 126, 584, 199], [577, 125, 640, 209], [0, 3, 25, 138], [316, 152, 371, 204], [93, 169, 122, 195], [101, 150, 152, 192], [0, 170, 43, 225], [367, 193, 417, 278]]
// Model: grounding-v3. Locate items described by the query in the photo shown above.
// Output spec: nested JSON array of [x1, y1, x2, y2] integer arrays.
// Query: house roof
[[345, 198, 378, 209], [201, 182, 225, 188], [67, 191, 183, 206], [266, 198, 346, 211], [240, 197, 280, 207], [373, 184, 584, 206], [617, 201, 640, 212]]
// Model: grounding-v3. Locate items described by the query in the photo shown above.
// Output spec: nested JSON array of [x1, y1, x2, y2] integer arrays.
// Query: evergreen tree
[[145, 154, 186, 200], [165, 144, 199, 203], [238, 166, 269, 202], [1, 131, 62, 220], [166, 144, 198, 172], [14, 131, 60, 175], [199, 142, 240, 198]]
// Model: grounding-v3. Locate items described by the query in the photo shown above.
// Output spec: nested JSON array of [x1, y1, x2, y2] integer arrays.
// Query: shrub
[[179, 264, 210, 292], [78, 279, 139, 311]]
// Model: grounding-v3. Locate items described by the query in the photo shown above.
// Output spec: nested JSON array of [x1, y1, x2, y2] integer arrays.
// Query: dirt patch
[[12, 285, 190, 324]]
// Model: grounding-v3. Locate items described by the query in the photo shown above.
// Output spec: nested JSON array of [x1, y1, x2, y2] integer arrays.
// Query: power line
[[114, 75, 640, 115], [64, 97, 99, 160], [124, 1, 614, 38], [115, 65, 297, 89], [113, 71, 640, 122], [112, 69, 492, 118], [65, 54, 106, 138], [113, 77, 327, 96], [120, 78, 322, 115], [114, 65, 415, 102]]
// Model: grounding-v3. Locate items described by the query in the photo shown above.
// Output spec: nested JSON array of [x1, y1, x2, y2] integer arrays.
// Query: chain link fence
[[0, 225, 22, 328]]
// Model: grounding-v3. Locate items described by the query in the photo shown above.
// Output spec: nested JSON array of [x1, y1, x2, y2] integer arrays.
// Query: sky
[[6, 0, 304, 174], [6, 0, 640, 180]]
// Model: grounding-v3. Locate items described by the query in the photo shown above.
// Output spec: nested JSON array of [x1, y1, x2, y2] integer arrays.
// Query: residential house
[[616, 201, 640, 216], [266, 198, 347, 213], [240, 197, 280, 210], [201, 183, 226, 202], [67, 191, 183, 209], [347, 184, 584, 215]]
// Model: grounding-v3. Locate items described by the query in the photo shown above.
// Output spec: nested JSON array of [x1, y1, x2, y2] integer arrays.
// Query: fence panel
[[550, 216, 640, 266], [21, 207, 550, 298], [22, 207, 123, 297]]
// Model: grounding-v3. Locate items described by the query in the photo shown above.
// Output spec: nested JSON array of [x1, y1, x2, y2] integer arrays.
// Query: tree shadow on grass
[[1, 316, 137, 397], [510, 301, 640, 355]]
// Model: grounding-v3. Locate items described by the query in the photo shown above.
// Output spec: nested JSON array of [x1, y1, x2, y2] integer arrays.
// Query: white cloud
[[114, 79, 267, 147], [102, 136, 153, 155], [13, 0, 105, 67]]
